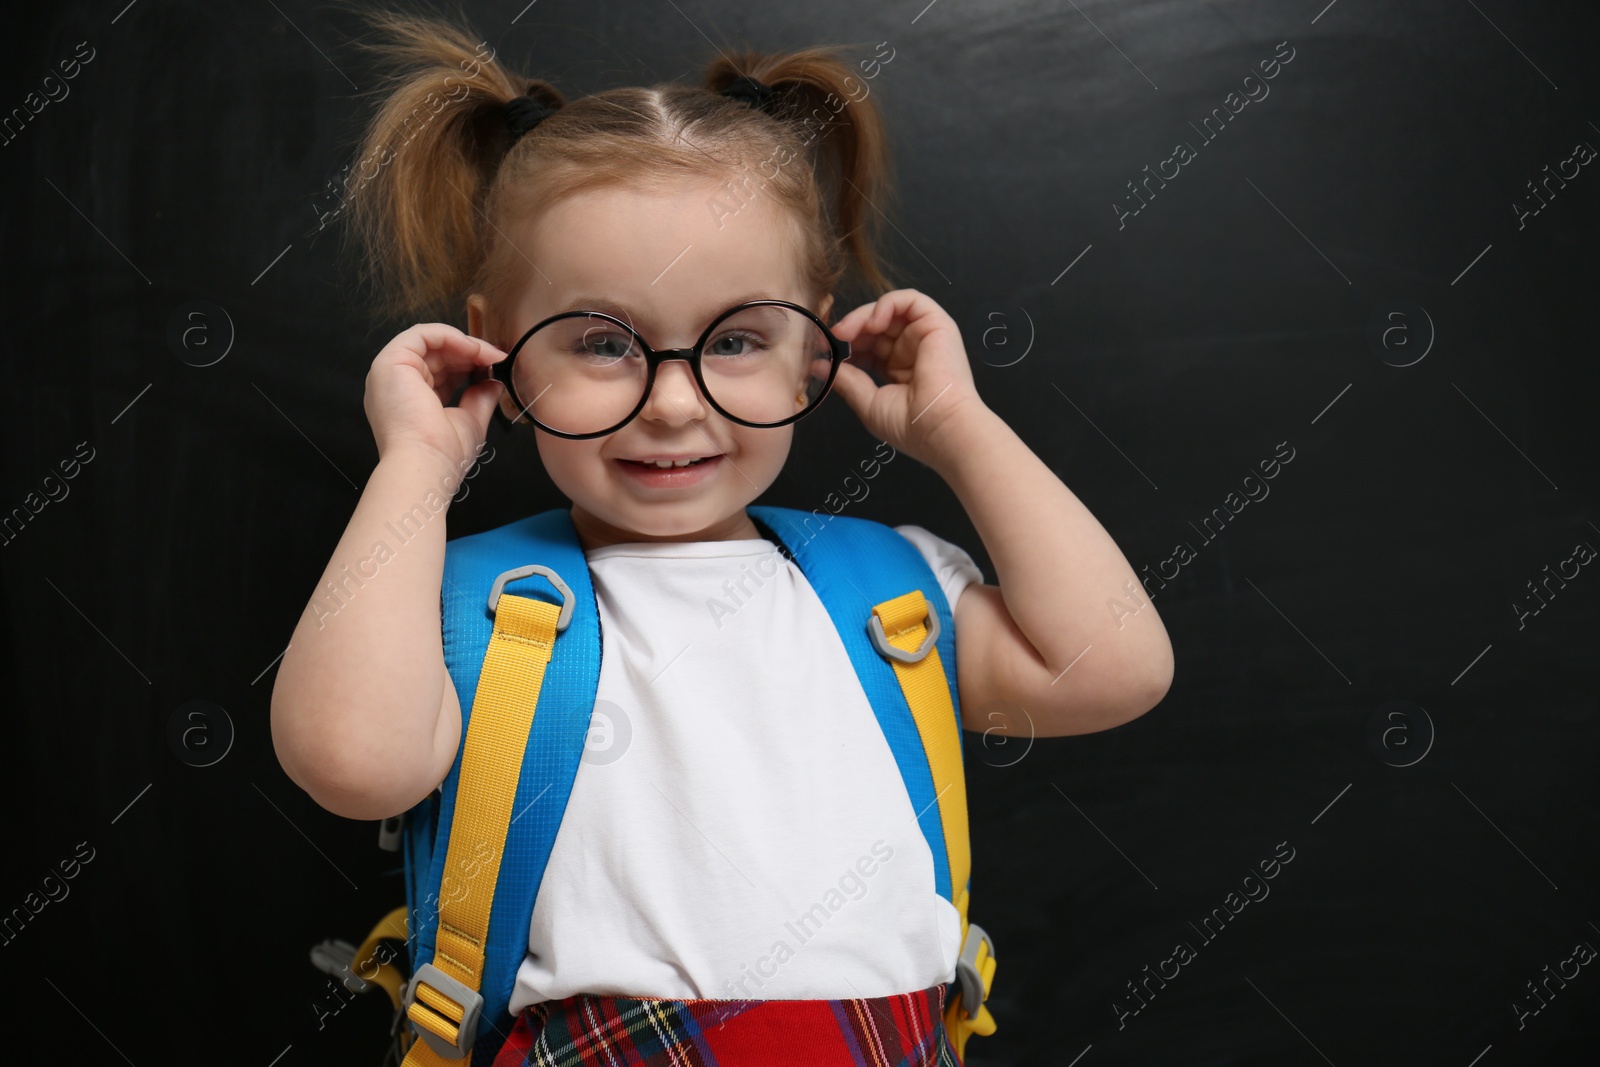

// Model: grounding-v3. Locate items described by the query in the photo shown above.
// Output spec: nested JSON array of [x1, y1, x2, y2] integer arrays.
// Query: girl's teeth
[[645, 457, 705, 468]]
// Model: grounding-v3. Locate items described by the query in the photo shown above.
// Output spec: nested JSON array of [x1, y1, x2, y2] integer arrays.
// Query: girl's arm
[[930, 404, 1174, 736], [270, 444, 463, 821], [828, 290, 1174, 738], [270, 324, 507, 821]]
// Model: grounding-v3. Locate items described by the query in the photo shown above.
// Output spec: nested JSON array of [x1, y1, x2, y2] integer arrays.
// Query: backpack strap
[[402, 507, 599, 1066], [746, 506, 997, 1058], [871, 585, 997, 1057]]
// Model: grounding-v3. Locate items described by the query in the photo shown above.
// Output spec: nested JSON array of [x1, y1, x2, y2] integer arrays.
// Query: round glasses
[[489, 299, 851, 439]]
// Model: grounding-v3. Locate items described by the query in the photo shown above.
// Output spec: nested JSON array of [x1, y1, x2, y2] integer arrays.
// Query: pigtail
[[339, 9, 564, 323], [705, 47, 900, 302]]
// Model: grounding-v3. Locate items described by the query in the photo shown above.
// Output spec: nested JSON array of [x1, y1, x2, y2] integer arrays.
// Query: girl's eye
[[574, 332, 636, 362], [706, 331, 767, 358]]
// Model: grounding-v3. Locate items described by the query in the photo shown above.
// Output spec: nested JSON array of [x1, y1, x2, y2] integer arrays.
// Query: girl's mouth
[[614, 454, 723, 487]]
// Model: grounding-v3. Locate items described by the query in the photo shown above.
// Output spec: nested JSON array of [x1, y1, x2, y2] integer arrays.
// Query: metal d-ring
[[487, 564, 574, 632], [867, 603, 940, 662]]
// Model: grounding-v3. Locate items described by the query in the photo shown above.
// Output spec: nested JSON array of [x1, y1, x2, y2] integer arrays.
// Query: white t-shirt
[[506, 523, 985, 1013]]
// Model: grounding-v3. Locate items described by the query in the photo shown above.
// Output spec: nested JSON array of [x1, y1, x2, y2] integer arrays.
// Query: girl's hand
[[363, 323, 508, 471], [826, 289, 989, 469]]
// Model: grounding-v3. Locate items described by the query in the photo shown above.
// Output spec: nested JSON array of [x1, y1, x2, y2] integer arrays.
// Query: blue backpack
[[312, 504, 997, 1066]]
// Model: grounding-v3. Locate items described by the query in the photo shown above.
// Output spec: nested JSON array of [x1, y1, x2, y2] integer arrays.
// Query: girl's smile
[[612, 452, 725, 487]]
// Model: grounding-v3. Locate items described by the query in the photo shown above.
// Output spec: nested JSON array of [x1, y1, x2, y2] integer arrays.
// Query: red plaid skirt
[[491, 981, 963, 1067]]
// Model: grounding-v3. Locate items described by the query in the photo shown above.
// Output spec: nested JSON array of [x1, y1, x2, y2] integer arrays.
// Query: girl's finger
[[428, 338, 507, 376], [827, 358, 878, 416], [396, 322, 474, 360], [829, 300, 880, 340], [399, 326, 506, 402], [396, 324, 506, 377], [845, 333, 880, 371], [867, 289, 919, 333], [424, 347, 502, 400], [455, 373, 506, 427]]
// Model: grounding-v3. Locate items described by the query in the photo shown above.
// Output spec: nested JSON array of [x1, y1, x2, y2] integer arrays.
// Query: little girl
[[272, 11, 1173, 1067]]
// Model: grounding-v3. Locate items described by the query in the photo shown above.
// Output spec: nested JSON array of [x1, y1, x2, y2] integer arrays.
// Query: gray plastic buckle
[[377, 814, 403, 852], [867, 601, 940, 662], [402, 962, 484, 1059], [487, 564, 574, 631], [309, 938, 370, 995], [954, 920, 994, 1019]]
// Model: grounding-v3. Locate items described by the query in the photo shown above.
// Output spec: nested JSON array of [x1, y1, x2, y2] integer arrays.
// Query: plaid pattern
[[491, 982, 963, 1067]]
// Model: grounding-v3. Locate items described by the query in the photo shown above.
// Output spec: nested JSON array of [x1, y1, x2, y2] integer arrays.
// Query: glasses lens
[[699, 305, 833, 426], [511, 314, 648, 435]]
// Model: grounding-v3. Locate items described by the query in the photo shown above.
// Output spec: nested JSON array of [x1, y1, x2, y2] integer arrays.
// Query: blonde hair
[[338, 6, 899, 337]]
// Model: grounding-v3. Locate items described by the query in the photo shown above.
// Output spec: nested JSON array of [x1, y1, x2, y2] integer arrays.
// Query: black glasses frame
[[486, 299, 852, 439]]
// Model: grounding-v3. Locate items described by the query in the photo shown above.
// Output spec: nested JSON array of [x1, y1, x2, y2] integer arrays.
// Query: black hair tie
[[721, 74, 779, 112], [504, 94, 558, 142]]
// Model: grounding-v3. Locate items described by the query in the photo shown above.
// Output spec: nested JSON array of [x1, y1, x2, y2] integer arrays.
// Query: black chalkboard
[[3, 2, 1595, 1064]]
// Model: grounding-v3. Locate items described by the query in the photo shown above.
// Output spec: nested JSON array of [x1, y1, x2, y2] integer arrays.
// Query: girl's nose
[[640, 358, 709, 424]]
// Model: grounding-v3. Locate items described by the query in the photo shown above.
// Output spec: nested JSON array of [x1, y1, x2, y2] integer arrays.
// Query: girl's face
[[470, 178, 832, 551]]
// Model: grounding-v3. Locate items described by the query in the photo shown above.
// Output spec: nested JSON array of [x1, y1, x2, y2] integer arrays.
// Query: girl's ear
[[466, 292, 489, 341], [818, 293, 834, 324]]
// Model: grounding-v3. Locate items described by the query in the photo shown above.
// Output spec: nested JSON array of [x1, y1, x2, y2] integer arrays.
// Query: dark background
[[3, 1, 1597, 1064]]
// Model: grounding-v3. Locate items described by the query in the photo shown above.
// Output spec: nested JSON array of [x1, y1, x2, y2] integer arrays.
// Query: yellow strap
[[402, 593, 561, 1066], [872, 592, 971, 940], [872, 590, 997, 1060], [348, 906, 410, 1012]]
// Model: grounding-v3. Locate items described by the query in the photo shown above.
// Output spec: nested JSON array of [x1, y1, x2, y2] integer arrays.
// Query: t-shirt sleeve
[[893, 524, 985, 614]]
